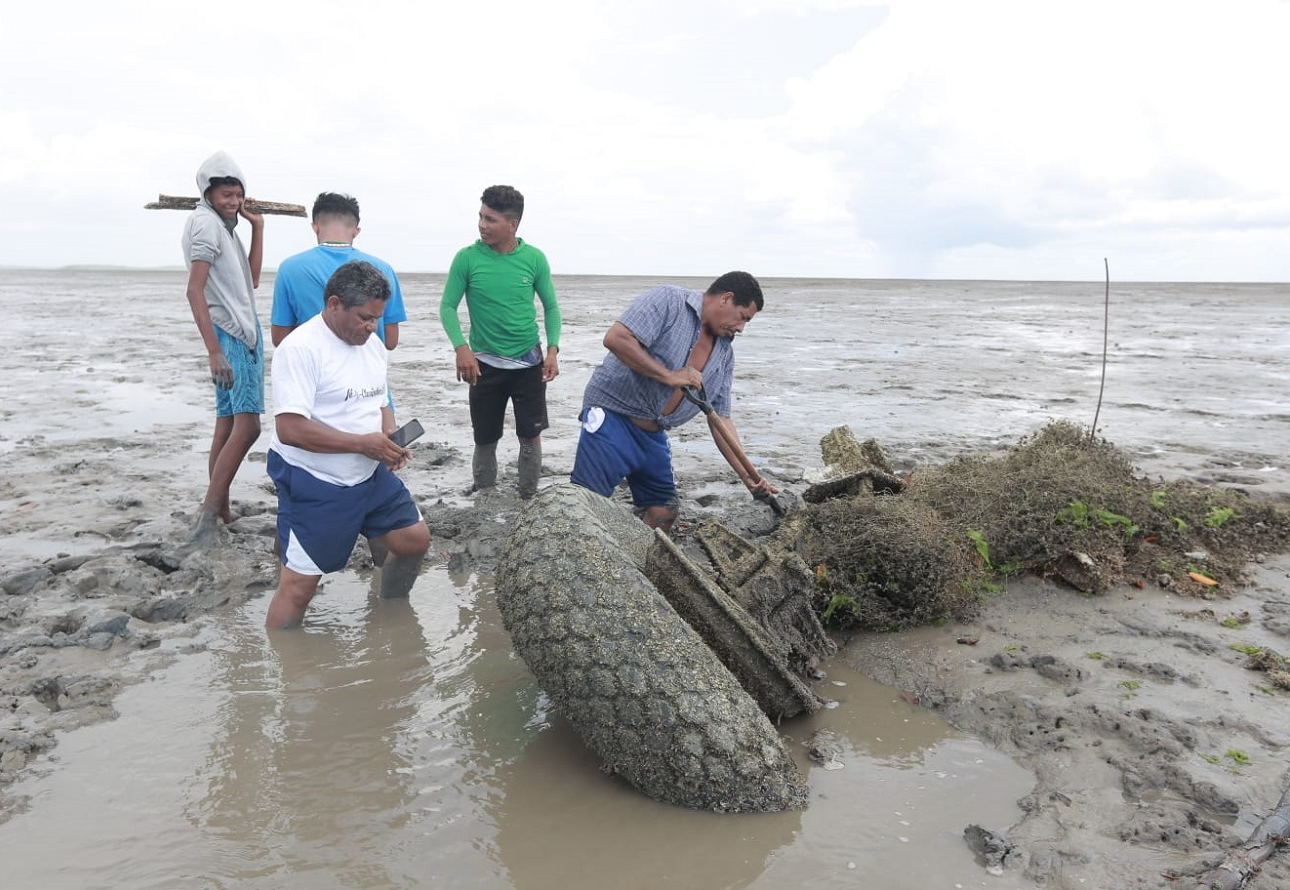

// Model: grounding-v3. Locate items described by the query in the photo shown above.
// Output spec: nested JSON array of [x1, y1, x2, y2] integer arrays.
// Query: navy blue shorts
[[569, 407, 677, 509], [268, 450, 423, 575], [469, 362, 548, 444]]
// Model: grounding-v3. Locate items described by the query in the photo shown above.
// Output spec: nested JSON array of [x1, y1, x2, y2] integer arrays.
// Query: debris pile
[[779, 420, 1290, 631]]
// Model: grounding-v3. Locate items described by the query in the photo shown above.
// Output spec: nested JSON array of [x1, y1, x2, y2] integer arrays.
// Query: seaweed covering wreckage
[[495, 420, 1290, 813]]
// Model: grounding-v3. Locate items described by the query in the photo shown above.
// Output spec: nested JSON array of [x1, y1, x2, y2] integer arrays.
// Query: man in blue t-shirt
[[272, 192, 408, 359]]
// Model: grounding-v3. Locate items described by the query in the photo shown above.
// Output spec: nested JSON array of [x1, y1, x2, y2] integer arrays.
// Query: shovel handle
[[705, 413, 786, 516]]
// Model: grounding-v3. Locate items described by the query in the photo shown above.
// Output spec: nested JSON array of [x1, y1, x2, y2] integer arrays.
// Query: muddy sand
[[1, 271, 1289, 888]]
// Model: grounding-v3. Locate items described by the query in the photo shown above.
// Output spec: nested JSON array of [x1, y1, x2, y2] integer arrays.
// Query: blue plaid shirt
[[582, 285, 735, 429]]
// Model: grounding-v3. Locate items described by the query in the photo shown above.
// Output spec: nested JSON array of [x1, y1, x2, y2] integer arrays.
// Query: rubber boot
[[518, 437, 542, 500], [471, 441, 498, 494], [378, 553, 422, 599]]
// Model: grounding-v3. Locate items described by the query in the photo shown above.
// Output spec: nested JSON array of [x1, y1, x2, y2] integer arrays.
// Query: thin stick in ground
[[1089, 257, 1110, 442]]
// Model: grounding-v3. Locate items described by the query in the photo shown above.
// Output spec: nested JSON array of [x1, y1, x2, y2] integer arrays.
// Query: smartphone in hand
[[388, 418, 424, 448]]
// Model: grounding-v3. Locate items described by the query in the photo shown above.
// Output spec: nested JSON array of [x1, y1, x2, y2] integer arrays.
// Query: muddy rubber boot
[[470, 441, 498, 494], [518, 438, 542, 500], [378, 553, 422, 599]]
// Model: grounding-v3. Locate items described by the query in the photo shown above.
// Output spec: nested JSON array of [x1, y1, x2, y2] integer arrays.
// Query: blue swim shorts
[[267, 450, 423, 575], [569, 407, 677, 509], [213, 325, 265, 418]]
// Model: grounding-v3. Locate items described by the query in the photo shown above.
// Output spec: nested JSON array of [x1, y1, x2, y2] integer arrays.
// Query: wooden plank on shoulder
[[144, 194, 307, 217]]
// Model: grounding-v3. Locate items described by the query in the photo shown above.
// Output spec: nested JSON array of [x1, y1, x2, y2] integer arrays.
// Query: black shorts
[[469, 362, 548, 444]]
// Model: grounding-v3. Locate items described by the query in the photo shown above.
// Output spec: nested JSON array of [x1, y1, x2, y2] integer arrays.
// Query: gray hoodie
[[181, 151, 259, 347]]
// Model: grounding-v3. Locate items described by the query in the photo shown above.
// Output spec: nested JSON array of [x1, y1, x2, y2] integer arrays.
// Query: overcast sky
[[2, 0, 1286, 281]]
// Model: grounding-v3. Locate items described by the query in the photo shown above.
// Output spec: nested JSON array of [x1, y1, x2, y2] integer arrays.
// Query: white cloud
[[0, 0, 1286, 280]]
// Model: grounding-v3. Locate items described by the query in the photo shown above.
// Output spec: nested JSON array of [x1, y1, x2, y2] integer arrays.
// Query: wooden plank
[[143, 194, 307, 217]]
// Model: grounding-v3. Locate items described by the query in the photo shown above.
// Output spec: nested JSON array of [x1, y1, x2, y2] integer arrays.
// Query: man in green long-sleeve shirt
[[440, 185, 562, 498]]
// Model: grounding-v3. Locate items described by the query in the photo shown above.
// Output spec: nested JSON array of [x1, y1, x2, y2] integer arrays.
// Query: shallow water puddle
[[1, 565, 1034, 889]]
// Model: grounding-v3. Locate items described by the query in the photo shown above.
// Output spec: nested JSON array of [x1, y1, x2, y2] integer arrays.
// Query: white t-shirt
[[269, 313, 389, 486]]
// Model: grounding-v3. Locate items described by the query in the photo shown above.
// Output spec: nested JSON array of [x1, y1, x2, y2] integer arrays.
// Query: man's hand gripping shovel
[[682, 385, 788, 517]]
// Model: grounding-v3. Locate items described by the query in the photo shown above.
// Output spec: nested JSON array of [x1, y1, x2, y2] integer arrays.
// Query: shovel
[[682, 386, 787, 517]]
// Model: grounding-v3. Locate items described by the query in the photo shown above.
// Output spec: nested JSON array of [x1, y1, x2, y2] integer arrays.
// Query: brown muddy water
[[0, 563, 1031, 889]]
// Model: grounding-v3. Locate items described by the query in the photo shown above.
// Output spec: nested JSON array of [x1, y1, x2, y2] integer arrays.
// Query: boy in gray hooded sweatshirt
[[182, 150, 266, 541]]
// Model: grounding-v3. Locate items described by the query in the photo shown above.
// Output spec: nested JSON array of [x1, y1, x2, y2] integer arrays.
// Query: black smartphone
[[388, 418, 424, 448]]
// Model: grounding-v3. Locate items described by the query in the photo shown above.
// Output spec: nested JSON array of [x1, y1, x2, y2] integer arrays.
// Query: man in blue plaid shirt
[[570, 271, 777, 534]]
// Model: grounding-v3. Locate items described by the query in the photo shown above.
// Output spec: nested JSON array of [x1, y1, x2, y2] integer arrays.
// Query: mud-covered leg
[[190, 510, 223, 546], [375, 521, 431, 599], [518, 436, 542, 500], [643, 504, 679, 536], [379, 555, 420, 599], [470, 441, 498, 494], [366, 535, 389, 567]]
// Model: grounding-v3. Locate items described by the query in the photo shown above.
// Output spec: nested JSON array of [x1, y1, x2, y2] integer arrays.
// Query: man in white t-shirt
[[264, 260, 430, 630]]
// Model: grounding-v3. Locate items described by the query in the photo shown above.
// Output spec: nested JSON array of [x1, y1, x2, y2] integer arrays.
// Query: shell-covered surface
[[495, 485, 808, 812]]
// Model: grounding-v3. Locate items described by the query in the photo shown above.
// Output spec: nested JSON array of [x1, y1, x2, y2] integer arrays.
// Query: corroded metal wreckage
[[495, 484, 835, 813]]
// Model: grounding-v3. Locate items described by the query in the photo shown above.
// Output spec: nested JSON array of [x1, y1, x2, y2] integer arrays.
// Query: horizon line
[[1, 264, 1285, 286]]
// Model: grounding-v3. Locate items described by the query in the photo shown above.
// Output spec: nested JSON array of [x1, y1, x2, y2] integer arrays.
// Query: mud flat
[[2, 270, 1289, 888]]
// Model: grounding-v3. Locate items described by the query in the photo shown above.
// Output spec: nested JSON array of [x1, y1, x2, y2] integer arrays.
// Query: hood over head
[[195, 151, 247, 198]]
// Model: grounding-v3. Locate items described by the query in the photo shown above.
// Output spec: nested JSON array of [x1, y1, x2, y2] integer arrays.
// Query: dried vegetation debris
[[786, 420, 1290, 632], [1243, 646, 1290, 690]]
